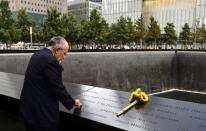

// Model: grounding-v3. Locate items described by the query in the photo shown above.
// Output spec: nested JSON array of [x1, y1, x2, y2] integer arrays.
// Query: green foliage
[[0, 1, 15, 47], [33, 25, 44, 43], [0, 28, 10, 43], [135, 15, 147, 47], [43, 7, 65, 43], [125, 18, 135, 46], [9, 27, 21, 43], [62, 14, 80, 47], [79, 19, 91, 46], [0, 1, 13, 29], [97, 19, 109, 45], [163, 23, 177, 45], [88, 9, 109, 45], [146, 16, 161, 45], [16, 9, 34, 42], [195, 24, 206, 44], [105, 23, 119, 47], [179, 23, 192, 45], [115, 16, 128, 46]]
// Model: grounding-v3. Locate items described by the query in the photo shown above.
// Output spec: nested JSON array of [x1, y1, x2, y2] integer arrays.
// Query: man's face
[[53, 43, 69, 64]]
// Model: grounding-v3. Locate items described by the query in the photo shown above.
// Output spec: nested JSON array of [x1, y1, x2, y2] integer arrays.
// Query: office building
[[143, 0, 196, 35], [90, 0, 102, 3], [68, 0, 101, 21], [102, 0, 206, 35], [0, 0, 67, 23], [195, 0, 206, 26], [102, 0, 143, 24]]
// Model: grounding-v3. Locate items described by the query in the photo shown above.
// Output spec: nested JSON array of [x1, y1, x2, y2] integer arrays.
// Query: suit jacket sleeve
[[44, 60, 75, 110]]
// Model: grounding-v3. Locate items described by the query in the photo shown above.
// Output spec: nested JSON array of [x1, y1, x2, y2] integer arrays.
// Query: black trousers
[[24, 122, 59, 131]]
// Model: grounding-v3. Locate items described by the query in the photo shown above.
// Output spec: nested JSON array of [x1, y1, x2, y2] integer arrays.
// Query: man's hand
[[74, 99, 82, 109]]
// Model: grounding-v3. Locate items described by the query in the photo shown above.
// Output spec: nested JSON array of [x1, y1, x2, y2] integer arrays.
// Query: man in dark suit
[[20, 36, 82, 131]]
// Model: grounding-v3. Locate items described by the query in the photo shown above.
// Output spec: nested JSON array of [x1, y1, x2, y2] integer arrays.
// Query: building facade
[[90, 0, 102, 3], [68, 0, 101, 21], [102, 0, 206, 35], [1, 0, 67, 23], [195, 0, 206, 26], [143, 0, 196, 35], [102, 0, 143, 24]]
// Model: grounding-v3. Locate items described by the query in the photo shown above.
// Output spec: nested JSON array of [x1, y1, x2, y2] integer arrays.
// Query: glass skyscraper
[[90, 0, 102, 3], [102, 0, 143, 24], [195, 0, 206, 26], [68, 0, 101, 21], [102, 0, 206, 35], [143, 0, 196, 34]]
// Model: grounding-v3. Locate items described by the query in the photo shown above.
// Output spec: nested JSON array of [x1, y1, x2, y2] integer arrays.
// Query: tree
[[16, 9, 34, 43], [33, 25, 44, 44], [43, 7, 64, 43], [9, 26, 21, 43], [97, 18, 109, 47], [135, 15, 147, 48], [79, 19, 91, 47], [116, 16, 128, 47], [179, 23, 192, 48], [0, 1, 13, 29], [163, 23, 177, 48], [105, 23, 119, 48], [62, 14, 80, 48], [194, 24, 206, 49], [146, 16, 161, 48], [125, 17, 135, 48], [0, 0, 15, 48], [0, 28, 10, 44], [88, 9, 109, 48]]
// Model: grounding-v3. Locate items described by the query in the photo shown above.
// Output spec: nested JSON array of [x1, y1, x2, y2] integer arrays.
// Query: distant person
[[20, 36, 82, 131]]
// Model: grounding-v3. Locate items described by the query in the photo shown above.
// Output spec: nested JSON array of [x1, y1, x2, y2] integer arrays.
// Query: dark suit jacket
[[20, 48, 75, 127]]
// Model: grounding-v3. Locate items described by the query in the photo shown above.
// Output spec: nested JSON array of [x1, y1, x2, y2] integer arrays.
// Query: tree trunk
[[6, 43, 8, 49], [140, 39, 143, 49]]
